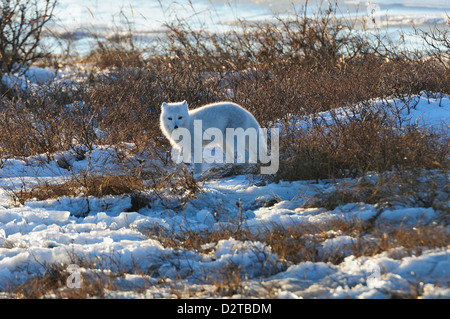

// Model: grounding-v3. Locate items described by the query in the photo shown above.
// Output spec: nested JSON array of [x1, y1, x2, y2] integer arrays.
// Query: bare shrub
[[0, 1, 448, 184], [415, 16, 450, 70], [306, 170, 449, 211], [0, 90, 69, 159], [276, 99, 449, 181], [85, 9, 147, 69], [0, 0, 56, 79]]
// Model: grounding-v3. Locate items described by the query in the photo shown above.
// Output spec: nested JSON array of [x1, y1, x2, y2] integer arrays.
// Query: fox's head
[[160, 100, 190, 135]]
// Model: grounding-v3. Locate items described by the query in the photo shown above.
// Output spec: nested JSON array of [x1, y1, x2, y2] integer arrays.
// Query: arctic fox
[[160, 100, 272, 175]]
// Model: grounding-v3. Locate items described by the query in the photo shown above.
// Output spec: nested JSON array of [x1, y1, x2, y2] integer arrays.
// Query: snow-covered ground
[[0, 67, 449, 299], [0, 155, 448, 298]]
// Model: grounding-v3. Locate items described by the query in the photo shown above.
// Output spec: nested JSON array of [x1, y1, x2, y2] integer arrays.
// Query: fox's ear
[[182, 100, 188, 108], [161, 102, 168, 109]]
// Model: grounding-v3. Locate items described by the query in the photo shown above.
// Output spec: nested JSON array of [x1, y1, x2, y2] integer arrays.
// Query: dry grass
[[7, 164, 201, 214], [305, 170, 448, 210], [12, 174, 144, 203], [140, 209, 449, 268], [8, 261, 123, 299]]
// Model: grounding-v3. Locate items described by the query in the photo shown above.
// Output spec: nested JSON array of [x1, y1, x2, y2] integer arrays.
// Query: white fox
[[160, 100, 277, 175]]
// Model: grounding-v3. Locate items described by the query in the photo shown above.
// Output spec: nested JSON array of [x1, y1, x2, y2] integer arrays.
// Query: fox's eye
[[168, 117, 172, 120], [178, 116, 183, 120]]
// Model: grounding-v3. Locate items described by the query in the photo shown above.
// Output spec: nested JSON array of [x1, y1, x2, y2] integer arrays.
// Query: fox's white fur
[[160, 100, 264, 174]]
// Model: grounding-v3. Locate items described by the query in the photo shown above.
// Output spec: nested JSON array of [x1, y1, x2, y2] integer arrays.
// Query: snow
[[0, 66, 449, 299], [286, 92, 450, 134], [0, 153, 447, 298]]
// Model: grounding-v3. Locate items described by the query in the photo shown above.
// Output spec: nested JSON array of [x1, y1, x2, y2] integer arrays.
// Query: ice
[[395, 249, 450, 281], [321, 235, 356, 253], [196, 209, 215, 224], [275, 262, 336, 282]]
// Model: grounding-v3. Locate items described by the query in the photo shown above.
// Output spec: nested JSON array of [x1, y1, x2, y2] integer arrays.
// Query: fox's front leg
[[193, 162, 203, 176]]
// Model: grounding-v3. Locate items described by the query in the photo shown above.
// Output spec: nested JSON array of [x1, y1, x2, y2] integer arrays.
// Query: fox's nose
[[174, 125, 179, 129]]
